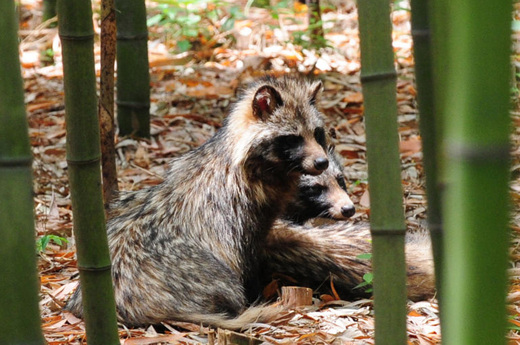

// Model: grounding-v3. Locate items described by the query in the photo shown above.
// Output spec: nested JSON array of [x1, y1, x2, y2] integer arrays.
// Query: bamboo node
[[58, 33, 95, 41], [116, 33, 149, 41], [360, 71, 397, 83], [0, 157, 32, 167], [66, 157, 101, 166], [447, 143, 510, 162], [411, 29, 431, 38], [77, 264, 112, 272], [116, 100, 151, 110], [427, 222, 443, 233]]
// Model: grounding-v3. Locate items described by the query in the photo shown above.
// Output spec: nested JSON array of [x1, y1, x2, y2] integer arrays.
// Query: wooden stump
[[281, 286, 313, 308]]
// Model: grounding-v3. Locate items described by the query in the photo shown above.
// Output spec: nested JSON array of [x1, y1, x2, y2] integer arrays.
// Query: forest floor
[[17, 0, 520, 344]]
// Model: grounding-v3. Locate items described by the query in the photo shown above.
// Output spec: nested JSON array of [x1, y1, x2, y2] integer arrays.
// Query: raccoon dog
[[66, 77, 330, 328], [262, 222, 436, 301], [262, 143, 435, 301], [282, 143, 356, 224]]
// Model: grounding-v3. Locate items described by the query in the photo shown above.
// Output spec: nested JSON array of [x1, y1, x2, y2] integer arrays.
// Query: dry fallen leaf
[[359, 189, 370, 208], [134, 145, 150, 169], [122, 334, 187, 345], [18, 1, 520, 344], [400, 136, 422, 156]]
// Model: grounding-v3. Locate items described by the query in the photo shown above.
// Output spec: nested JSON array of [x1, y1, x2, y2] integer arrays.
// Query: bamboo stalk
[[441, 2, 512, 344], [0, 1, 45, 343], [357, 1, 407, 344], [99, 0, 119, 208], [424, 0, 454, 333], [115, 0, 150, 138], [57, 1, 120, 344], [409, 0, 444, 313], [428, 0, 449, 156], [42, 0, 57, 27]]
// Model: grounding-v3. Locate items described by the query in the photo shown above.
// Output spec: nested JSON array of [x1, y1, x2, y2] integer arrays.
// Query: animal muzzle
[[313, 157, 329, 171], [328, 187, 356, 219], [302, 140, 329, 175], [340, 205, 356, 218]]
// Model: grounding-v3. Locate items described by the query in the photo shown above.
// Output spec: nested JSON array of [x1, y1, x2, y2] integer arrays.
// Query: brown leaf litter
[[15, 0, 520, 343]]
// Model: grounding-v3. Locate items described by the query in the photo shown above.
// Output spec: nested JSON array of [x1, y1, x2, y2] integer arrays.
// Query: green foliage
[[146, 0, 422, 54], [354, 272, 374, 293], [268, 0, 331, 50], [148, 0, 242, 52], [148, 0, 333, 52], [267, 0, 292, 20], [354, 253, 373, 292], [356, 253, 372, 260], [36, 234, 68, 253], [291, 25, 332, 49], [40, 48, 54, 65], [249, 0, 270, 8], [348, 179, 365, 195]]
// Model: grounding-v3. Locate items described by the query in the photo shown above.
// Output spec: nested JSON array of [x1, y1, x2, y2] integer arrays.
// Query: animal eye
[[276, 134, 303, 149], [273, 135, 304, 159], [304, 184, 325, 195], [314, 127, 326, 149], [336, 175, 347, 190]]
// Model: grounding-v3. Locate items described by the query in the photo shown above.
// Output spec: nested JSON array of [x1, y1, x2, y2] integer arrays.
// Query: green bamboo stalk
[[0, 1, 45, 344], [441, 2, 511, 345], [57, 1, 120, 344], [99, 0, 119, 208], [115, 0, 150, 138], [42, 0, 57, 27], [357, 2, 407, 344], [428, 0, 449, 160], [409, 0, 444, 311]]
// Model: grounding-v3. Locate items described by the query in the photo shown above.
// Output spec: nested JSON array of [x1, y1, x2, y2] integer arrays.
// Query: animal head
[[283, 143, 356, 224], [229, 76, 329, 178]]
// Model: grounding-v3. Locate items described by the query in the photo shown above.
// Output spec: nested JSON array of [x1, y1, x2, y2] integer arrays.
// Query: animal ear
[[310, 80, 323, 106], [252, 85, 283, 120]]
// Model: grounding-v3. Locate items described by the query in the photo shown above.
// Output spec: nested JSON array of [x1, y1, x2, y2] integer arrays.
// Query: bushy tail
[[63, 283, 83, 318], [65, 284, 282, 330], [404, 230, 436, 300], [183, 303, 283, 330], [261, 220, 436, 301]]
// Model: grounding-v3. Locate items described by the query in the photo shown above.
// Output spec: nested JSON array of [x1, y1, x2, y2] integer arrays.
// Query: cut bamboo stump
[[281, 286, 313, 308]]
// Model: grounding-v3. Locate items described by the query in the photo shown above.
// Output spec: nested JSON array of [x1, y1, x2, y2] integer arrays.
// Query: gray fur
[[261, 221, 436, 301], [283, 144, 355, 224], [265, 135, 435, 302], [65, 77, 329, 328]]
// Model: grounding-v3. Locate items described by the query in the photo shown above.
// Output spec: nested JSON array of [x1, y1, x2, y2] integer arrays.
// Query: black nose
[[341, 205, 355, 218], [313, 157, 329, 171]]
